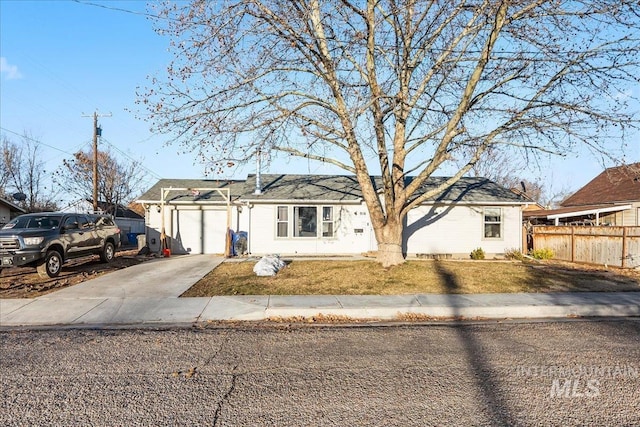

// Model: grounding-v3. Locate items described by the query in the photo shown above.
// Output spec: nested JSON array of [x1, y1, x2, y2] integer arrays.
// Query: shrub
[[504, 248, 524, 261], [470, 247, 486, 260], [529, 248, 554, 260]]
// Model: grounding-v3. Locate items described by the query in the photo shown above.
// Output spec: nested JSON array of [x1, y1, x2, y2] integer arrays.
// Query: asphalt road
[[1, 320, 639, 426]]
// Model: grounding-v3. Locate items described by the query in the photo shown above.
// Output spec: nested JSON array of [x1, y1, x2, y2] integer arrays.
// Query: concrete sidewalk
[[1, 254, 639, 327]]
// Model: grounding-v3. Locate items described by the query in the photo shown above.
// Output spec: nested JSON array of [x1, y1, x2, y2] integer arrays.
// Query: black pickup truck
[[0, 212, 121, 278]]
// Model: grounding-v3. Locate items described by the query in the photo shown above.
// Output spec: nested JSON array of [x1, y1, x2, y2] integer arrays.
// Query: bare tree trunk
[[142, 1, 640, 266], [375, 217, 405, 268]]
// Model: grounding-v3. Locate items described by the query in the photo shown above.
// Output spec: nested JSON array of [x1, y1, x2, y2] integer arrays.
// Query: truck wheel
[[100, 242, 115, 263], [37, 250, 62, 278]]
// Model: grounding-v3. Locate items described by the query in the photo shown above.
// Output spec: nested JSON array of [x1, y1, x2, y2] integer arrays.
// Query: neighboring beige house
[[0, 197, 26, 226], [137, 174, 529, 258], [524, 163, 640, 226]]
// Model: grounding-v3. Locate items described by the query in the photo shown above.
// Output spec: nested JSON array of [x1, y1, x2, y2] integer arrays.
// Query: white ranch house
[[0, 197, 26, 227], [136, 174, 529, 258]]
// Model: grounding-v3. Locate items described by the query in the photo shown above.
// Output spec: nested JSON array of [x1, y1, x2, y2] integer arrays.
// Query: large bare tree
[[0, 137, 15, 196], [54, 148, 145, 215], [1, 134, 59, 212], [139, 0, 639, 266]]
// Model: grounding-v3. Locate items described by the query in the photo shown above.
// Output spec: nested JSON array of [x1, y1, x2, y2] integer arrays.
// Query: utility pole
[[82, 111, 111, 213]]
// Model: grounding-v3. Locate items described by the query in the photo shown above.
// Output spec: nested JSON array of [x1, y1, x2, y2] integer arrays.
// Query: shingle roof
[[242, 174, 526, 204], [408, 176, 526, 204], [242, 174, 364, 201], [95, 202, 144, 219], [561, 163, 640, 207], [137, 175, 527, 205]]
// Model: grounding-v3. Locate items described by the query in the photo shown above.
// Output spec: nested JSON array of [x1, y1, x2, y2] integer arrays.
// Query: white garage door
[[171, 208, 227, 254]]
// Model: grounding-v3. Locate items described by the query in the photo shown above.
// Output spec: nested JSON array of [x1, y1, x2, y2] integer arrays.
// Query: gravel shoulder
[[0, 249, 153, 299]]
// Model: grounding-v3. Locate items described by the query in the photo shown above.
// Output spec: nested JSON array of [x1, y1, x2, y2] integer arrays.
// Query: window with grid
[[483, 207, 502, 239], [322, 207, 334, 237], [276, 206, 288, 237], [294, 206, 317, 237]]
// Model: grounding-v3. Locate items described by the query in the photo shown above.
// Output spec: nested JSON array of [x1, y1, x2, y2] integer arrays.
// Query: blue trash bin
[[233, 231, 248, 255], [127, 233, 138, 245]]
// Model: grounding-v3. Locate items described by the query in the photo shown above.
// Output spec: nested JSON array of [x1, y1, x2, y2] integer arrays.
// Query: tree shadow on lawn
[[518, 261, 639, 293]]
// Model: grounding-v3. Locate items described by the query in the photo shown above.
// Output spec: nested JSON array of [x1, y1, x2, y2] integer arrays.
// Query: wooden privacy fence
[[532, 226, 640, 268]]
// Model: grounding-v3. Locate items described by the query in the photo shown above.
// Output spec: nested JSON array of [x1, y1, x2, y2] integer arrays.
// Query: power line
[[101, 137, 164, 180], [1, 125, 164, 181], [0, 127, 76, 156], [70, 0, 172, 20]]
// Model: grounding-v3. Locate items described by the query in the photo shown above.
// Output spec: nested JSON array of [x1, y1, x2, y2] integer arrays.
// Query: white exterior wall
[[242, 203, 375, 255], [405, 204, 522, 256], [145, 204, 234, 255], [0, 205, 11, 225], [142, 201, 523, 256]]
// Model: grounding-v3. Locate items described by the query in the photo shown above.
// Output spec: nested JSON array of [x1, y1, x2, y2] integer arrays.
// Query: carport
[[524, 204, 632, 226]]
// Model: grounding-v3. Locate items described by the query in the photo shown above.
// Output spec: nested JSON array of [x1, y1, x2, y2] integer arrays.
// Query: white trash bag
[[253, 255, 286, 276]]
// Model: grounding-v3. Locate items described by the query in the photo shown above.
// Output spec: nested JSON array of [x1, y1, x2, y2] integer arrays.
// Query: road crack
[[212, 364, 239, 426]]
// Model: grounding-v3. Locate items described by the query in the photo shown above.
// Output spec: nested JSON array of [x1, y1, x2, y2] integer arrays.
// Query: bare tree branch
[[1, 133, 59, 212], [138, 0, 640, 265]]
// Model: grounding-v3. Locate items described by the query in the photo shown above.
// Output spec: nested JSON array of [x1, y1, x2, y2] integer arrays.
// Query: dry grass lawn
[[181, 259, 640, 297]]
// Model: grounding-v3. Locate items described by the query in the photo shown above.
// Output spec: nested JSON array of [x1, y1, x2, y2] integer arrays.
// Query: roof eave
[[238, 198, 363, 204], [419, 200, 528, 206]]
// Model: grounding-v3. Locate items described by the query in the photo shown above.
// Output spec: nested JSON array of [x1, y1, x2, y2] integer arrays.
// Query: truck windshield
[[3, 216, 61, 229]]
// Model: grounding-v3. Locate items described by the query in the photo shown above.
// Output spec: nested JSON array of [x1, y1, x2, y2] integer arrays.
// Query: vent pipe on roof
[[254, 148, 262, 195]]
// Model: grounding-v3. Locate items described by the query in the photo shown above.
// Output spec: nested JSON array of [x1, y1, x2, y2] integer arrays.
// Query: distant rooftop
[[562, 162, 640, 206]]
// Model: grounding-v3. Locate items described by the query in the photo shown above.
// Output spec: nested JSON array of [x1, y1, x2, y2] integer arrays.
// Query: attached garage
[[136, 180, 246, 255], [171, 207, 229, 254]]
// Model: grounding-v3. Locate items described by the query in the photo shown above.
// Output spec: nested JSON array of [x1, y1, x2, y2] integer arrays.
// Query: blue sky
[[1, 0, 638, 206], [1, 0, 173, 195]]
